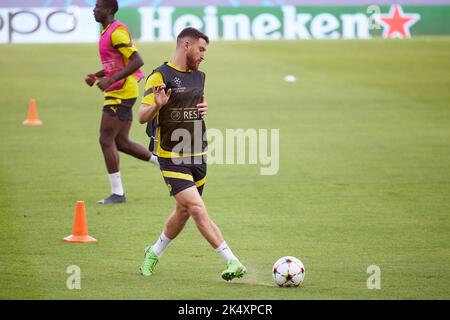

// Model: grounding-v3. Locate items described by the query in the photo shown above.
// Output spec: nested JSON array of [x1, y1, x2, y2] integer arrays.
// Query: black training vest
[[146, 62, 207, 157]]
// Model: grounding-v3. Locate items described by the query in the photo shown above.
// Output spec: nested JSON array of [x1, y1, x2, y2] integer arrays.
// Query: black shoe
[[96, 194, 126, 204]]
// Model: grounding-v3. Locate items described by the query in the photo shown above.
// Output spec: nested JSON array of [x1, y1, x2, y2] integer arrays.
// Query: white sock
[[215, 241, 237, 262], [152, 232, 172, 257], [148, 154, 159, 166], [108, 172, 124, 196]]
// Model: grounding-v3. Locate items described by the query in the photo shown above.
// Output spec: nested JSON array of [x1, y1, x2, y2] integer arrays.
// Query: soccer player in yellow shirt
[[85, 0, 158, 204], [137, 27, 246, 281]]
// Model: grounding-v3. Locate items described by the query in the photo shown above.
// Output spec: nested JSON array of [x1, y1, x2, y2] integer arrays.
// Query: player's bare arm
[[97, 51, 144, 91], [138, 84, 172, 124], [138, 103, 158, 124], [85, 70, 105, 86]]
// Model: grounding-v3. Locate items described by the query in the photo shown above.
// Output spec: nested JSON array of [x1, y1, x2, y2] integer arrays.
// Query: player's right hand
[[154, 84, 172, 109], [85, 74, 96, 87]]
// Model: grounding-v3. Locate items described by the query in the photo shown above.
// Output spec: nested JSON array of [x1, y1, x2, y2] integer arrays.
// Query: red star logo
[[377, 5, 420, 39]]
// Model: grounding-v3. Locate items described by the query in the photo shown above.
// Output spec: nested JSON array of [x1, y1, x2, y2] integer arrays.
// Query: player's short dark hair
[[177, 27, 209, 45], [104, 0, 119, 14]]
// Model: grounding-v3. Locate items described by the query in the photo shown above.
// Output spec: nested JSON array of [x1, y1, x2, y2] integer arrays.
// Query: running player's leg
[[115, 119, 152, 161], [140, 202, 190, 276], [175, 186, 223, 247], [99, 111, 121, 173], [163, 201, 191, 240], [175, 186, 246, 281], [145, 201, 191, 261], [113, 103, 158, 165], [97, 110, 126, 204]]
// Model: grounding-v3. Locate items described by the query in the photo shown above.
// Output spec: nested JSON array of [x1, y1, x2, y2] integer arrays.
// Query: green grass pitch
[[0, 38, 450, 299]]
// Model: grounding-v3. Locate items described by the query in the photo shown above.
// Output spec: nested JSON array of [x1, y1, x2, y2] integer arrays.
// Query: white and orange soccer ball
[[272, 256, 305, 287]]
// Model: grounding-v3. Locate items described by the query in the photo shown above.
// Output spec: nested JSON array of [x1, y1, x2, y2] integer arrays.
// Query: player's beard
[[186, 53, 200, 71]]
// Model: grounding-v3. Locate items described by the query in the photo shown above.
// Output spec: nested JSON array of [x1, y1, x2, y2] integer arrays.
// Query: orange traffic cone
[[23, 98, 43, 126], [64, 201, 97, 243]]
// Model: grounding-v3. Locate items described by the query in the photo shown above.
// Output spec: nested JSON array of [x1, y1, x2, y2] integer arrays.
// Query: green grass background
[[0, 38, 449, 299]]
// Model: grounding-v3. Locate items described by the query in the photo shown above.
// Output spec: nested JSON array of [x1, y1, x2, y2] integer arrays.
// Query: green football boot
[[140, 246, 158, 276], [221, 259, 247, 281]]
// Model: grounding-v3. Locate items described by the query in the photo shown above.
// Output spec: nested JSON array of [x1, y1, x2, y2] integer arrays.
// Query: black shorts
[[103, 98, 136, 122], [159, 156, 207, 196]]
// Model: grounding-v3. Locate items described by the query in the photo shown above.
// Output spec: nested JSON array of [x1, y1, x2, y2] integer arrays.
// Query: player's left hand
[[85, 74, 97, 87], [197, 96, 208, 119], [97, 77, 114, 91]]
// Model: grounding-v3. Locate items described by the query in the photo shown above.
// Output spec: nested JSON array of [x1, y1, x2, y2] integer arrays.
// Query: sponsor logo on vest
[[103, 59, 118, 73], [173, 77, 182, 87], [170, 110, 182, 121], [170, 109, 201, 121], [183, 109, 200, 121]]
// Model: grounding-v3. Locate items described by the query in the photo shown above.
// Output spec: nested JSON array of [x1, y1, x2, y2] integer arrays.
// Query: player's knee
[[187, 204, 206, 220], [116, 138, 130, 153], [175, 203, 189, 219], [99, 135, 113, 148], [178, 208, 190, 221]]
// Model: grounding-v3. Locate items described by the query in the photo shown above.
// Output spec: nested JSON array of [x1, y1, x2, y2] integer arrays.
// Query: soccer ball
[[272, 256, 305, 287]]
